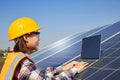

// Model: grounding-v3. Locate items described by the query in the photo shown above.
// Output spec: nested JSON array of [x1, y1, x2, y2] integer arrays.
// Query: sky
[[0, 0, 120, 50]]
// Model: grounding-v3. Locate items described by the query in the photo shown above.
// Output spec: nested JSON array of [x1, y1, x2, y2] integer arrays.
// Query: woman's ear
[[23, 36, 29, 43]]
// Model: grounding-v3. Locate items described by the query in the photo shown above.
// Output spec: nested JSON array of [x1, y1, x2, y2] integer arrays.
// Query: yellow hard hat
[[8, 17, 40, 41]]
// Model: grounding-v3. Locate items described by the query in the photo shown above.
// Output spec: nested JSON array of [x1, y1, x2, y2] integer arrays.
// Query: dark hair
[[14, 35, 29, 53]]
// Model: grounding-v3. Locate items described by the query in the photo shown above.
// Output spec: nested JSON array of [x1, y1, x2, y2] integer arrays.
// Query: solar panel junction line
[[102, 39, 120, 53], [103, 68, 120, 80], [101, 31, 120, 43]]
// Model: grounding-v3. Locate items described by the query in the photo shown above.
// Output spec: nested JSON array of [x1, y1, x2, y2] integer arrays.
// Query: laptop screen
[[81, 35, 101, 59]]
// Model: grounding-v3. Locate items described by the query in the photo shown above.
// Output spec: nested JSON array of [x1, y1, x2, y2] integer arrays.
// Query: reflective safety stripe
[[0, 52, 33, 80], [4, 53, 25, 80]]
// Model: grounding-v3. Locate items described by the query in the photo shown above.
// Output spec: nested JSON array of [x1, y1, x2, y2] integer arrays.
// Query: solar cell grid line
[[101, 35, 120, 57], [85, 69, 114, 80], [111, 42, 120, 48], [101, 45, 114, 56], [83, 56, 120, 80], [101, 49, 119, 58], [101, 43, 114, 50], [108, 48, 120, 58], [102, 42, 119, 57], [93, 24, 120, 41], [85, 25, 110, 38], [103, 68, 120, 80], [74, 67, 99, 80], [31, 25, 110, 59], [101, 32, 120, 49], [75, 67, 117, 80], [101, 33, 120, 49], [105, 38, 120, 45], [103, 70, 120, 80], [105, 57, 120, 69], [105, 33, 120, 42], [91, 57, 115, 68], [101, 42, 120, 57], [101, 31, 120, 43]]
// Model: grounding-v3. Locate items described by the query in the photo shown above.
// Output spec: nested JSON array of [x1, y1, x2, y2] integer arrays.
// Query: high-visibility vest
[[0, 52, 31, 80]]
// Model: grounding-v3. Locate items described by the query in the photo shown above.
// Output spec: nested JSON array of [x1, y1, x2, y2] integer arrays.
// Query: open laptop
[[61, 35, 101, 73], [81, 34, 101, 60], [77, 34, 101, 73]]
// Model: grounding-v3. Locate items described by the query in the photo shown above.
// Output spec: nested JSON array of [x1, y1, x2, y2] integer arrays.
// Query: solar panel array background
[[30, 21, 120, 80]]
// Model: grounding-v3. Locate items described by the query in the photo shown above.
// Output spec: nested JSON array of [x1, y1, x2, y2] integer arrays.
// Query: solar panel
[[30, 21, 120, 79], [84, 69, 114, 80], [103, 70, 120, 80], [108, 49, 120, 57], [74, 22, 120, 79], [92, 57, 114, 68]]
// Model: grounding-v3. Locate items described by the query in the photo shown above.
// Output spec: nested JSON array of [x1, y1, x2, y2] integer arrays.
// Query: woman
[[1, 17, 88, 80]]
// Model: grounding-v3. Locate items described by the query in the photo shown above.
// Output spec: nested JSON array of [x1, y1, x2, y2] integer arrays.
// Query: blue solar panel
[[103, 70, 120, 80], [105, 57, 120, 69], [74, 22, 120, 79], [84, 69, 114, 80], [92, 57, 115, 68], [30, 21, 120, 79], [108, 49, 120, 57]]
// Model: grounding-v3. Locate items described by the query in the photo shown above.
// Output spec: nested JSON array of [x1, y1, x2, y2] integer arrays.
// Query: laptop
[[81, 34, 101, 60], [77, 34, 101, 73], [61, 35, 101, 73]]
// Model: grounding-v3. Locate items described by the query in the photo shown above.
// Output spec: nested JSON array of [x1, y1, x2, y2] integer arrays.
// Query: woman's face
[[25, 32, 40, 51]]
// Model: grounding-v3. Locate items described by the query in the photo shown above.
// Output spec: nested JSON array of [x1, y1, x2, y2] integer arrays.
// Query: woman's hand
[[62, 61, 89, 71], [62, 61, 79, 71], [73, 61, 89, 73]]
